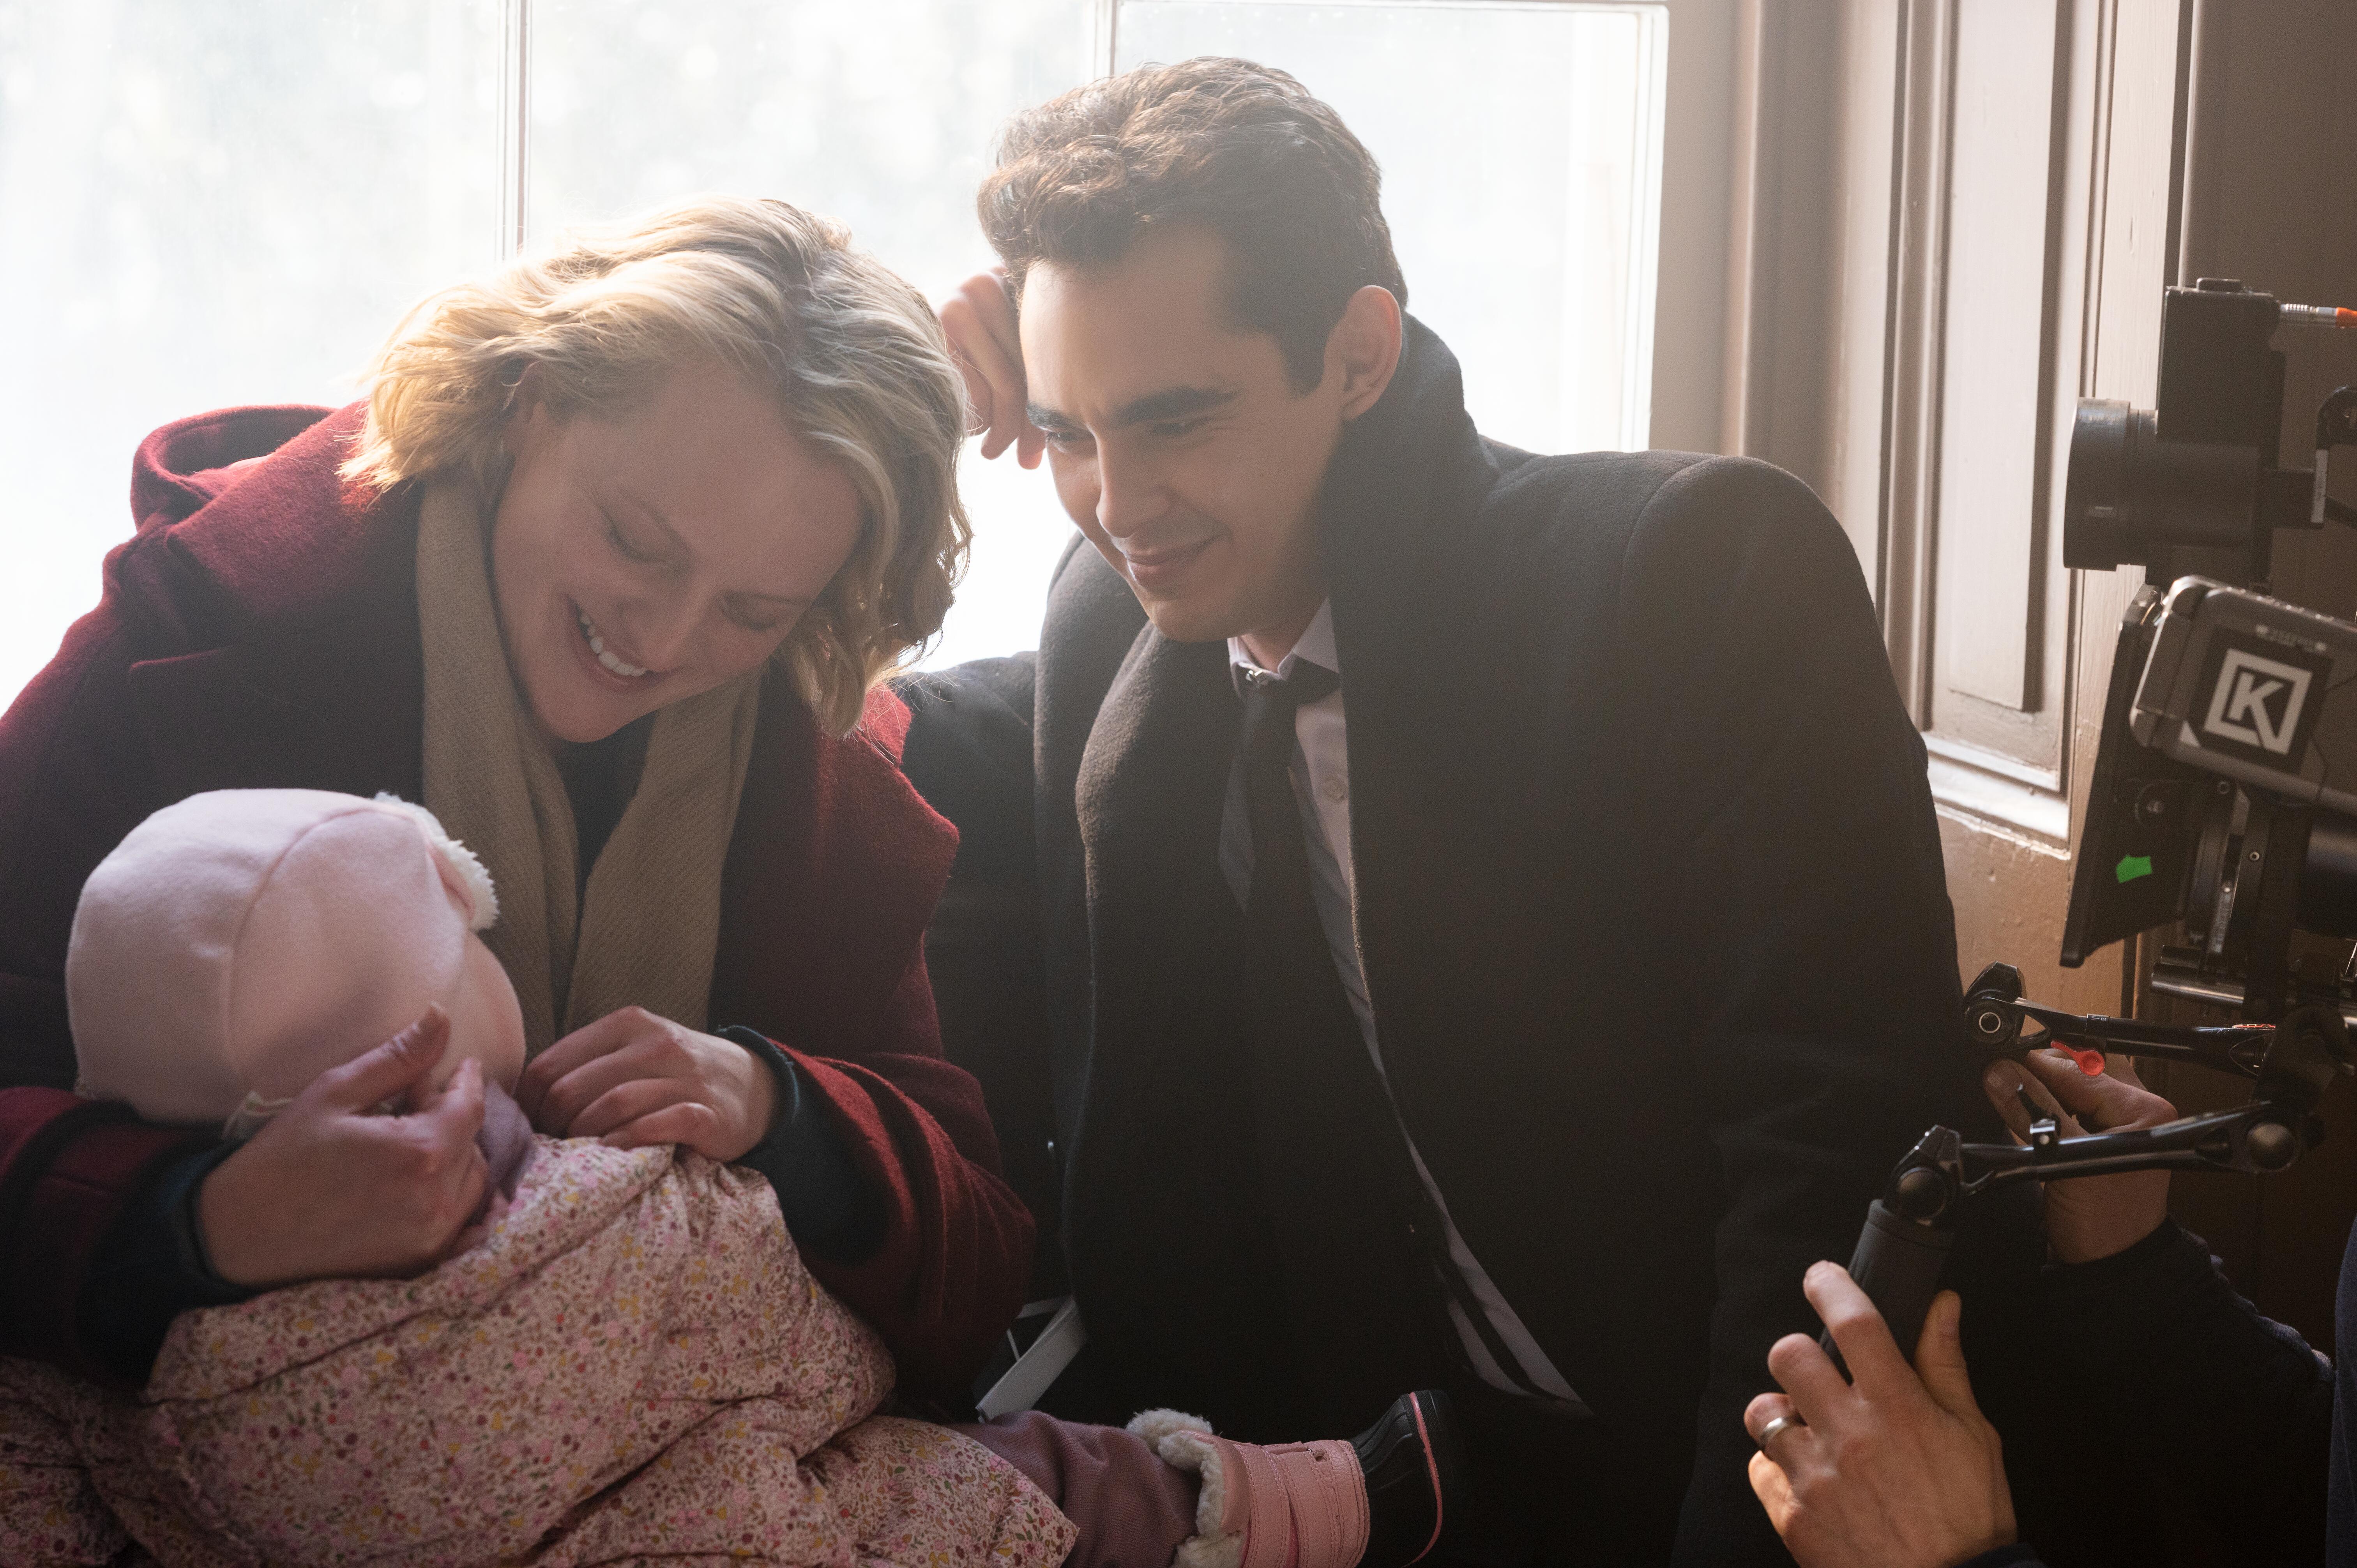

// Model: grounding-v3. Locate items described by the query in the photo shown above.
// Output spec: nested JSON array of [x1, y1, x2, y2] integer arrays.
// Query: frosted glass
[[528, 0, 1094, 668], [0, 0, 1665, 695], [0, 0, 505, 705], [1117, 0, 1666, 460]]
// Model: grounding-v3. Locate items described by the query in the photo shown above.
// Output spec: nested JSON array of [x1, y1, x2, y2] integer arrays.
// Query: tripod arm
[[1967, 991, 2273, 1077], [1829, 1100, 2304, 1365], [1953, 1102, 2306, 1193], [1962, 961, 2288, 1077], [1831, 976, 2350, 1370]]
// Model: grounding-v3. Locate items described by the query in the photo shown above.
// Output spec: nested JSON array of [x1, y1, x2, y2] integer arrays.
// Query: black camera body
[[2060, 283, 2357, 1023], [2061, 577, 2357, 1024]]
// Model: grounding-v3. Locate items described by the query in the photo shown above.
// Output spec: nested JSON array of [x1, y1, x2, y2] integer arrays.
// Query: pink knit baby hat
[[68, 789, 512, 1129]]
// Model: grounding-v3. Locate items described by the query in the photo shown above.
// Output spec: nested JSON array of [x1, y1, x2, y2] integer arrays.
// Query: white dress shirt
[[1221, 602, 1582, 1406]]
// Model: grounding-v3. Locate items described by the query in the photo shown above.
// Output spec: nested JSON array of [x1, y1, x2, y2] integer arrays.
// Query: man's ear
[[1329, 286, 1404, 420]]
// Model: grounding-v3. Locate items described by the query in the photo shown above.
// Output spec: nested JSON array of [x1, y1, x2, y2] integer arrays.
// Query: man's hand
[[198, 1006, 492, 1288], [1982, 1047, 2177, 1264], [1746, 1265, 2015, 1568], [515, 1006, 779, 1161], [939, 268, 1046, 467]]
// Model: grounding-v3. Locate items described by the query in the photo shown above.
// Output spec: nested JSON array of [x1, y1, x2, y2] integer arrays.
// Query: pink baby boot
[[1130, 1390, 1460, 1568]]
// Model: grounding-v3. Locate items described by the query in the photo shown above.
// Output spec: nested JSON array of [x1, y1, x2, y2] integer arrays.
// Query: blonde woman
[[0, 191, 1483, 1568], [0, 196, 1029, 1403]]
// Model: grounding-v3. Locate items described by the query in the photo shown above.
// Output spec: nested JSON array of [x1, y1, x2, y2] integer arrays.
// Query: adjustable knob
[[2247, 1121, 2300, 1171], [1891, 1165, 1951, 1222]]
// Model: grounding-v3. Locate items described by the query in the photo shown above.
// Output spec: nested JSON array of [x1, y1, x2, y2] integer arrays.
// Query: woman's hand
[[1982, 1047, 2179, 1263], [939, 268, 1047, 468], [1746, 1265, 2015, 1568], [197, 1006, 492, 1289], [515, 1006, 779, 1161]]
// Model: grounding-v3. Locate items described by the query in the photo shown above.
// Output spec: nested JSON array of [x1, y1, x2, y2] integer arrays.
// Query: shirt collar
[[1228, 600, 1338, 692]]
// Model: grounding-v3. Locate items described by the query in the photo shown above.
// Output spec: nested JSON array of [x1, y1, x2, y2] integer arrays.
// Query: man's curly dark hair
[[978, 57, 1408, 392]]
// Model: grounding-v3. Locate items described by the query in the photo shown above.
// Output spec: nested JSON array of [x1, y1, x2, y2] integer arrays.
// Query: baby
[[71, 786, 534, 1180], [1, 789, 1442, 1568], [0, 789, 1075, 1568]]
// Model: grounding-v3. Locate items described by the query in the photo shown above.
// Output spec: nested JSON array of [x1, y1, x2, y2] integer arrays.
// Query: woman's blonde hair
[[343, 195, 969, 736]]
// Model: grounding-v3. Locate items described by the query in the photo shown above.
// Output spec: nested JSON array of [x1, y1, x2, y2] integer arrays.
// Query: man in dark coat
[[919, 58, 2015, 1564]]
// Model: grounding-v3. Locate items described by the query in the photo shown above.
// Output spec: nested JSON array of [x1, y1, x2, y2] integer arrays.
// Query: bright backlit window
[[1115, 1, 1665, 459], [0, 0, 505, 703], [0, 0, 1664, 703]]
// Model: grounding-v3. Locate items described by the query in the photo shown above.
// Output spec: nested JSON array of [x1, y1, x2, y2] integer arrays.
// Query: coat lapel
[[1070, 625, 1238, 1141], [1318, 319, 1532, 1127], [1312, 325, 1684, 1423], [709, 682, 954, 1049], [1065, 621, 1335, 1430]]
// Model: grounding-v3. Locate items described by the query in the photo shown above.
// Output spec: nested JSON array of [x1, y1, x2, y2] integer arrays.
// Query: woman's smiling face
[[489, 360, 864, 744]]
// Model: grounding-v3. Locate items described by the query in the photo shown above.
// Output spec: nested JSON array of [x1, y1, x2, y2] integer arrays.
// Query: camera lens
[[2064, 399, 2258, 569], [2298, 811, 2357, 939]]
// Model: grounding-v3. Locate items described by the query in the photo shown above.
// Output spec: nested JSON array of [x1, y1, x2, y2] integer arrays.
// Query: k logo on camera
[[2195, 632, 2332, 768]]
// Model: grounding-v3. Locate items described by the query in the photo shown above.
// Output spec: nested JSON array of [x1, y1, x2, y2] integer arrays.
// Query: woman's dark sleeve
[[764, 951, 1035, 1404], [724, 1026, 887, 1264], [701, 676, 1041, 1406], [2041, 1218, 2331, 1555], [74, 1141, 255, 1384], [0, 1089, 216, 1382], [0, 539, 230, 1382]]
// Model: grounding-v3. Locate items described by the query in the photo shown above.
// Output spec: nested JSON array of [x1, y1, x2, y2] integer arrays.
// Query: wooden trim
[[1092, 0, 1119, 78], [1651, 0, 1742, 455], [1876, 0, 1955, 725], [499, 0, 531, 258], [1719, 0, 1769, 459]]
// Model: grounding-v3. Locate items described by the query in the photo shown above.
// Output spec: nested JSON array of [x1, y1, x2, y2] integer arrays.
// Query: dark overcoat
[[1025, 321, 2005, 1560]]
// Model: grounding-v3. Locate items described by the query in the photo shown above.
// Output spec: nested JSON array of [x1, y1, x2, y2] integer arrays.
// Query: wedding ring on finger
[[1755, 1414, 1806, 1451]]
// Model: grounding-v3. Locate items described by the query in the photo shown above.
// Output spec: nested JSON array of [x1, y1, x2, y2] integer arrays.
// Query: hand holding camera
[[1982, 1049, 2177, 1264], [1755, 1058, 2183, 1568]]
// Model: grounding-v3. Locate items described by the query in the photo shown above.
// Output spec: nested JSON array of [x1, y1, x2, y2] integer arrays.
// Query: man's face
[[1019, 226, 1349, 647]]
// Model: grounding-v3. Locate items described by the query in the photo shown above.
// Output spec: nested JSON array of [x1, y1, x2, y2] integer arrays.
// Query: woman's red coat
[[0, 404, 1032, 1397]]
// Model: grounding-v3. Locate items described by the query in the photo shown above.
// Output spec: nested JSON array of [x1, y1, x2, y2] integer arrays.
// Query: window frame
[[1094, 0, 1719, 456]]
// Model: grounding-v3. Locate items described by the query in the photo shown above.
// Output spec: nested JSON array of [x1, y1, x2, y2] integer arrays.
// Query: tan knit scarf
[[415, 477, 761, 1057]]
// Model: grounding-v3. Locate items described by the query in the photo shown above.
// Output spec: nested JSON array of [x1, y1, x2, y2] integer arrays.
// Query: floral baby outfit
[[0, 1139, 1077, 1568]]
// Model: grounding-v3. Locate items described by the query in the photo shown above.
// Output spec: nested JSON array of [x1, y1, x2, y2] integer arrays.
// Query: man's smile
[[1116, 535, 1218, 591]]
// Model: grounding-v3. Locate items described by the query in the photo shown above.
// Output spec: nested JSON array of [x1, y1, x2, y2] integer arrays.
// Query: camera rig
[[1842, 281, 2357, 1358]]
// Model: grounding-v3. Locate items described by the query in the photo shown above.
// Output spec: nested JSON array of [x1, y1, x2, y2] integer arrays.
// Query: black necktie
[[1235, 660, 1455, 1428], [1235, 661, 1559, 1418]]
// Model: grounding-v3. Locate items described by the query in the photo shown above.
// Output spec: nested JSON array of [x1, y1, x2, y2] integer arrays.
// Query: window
[[0, 0, 505, 701], [1114, 1, 1666, 457], [0, 0, 1671, 703]]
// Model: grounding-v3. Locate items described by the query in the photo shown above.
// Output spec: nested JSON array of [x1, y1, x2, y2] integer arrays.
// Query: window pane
[[1116, 0, 1666, 457], [528, 0, 1094, 667], [0, 0, 505, 705]]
